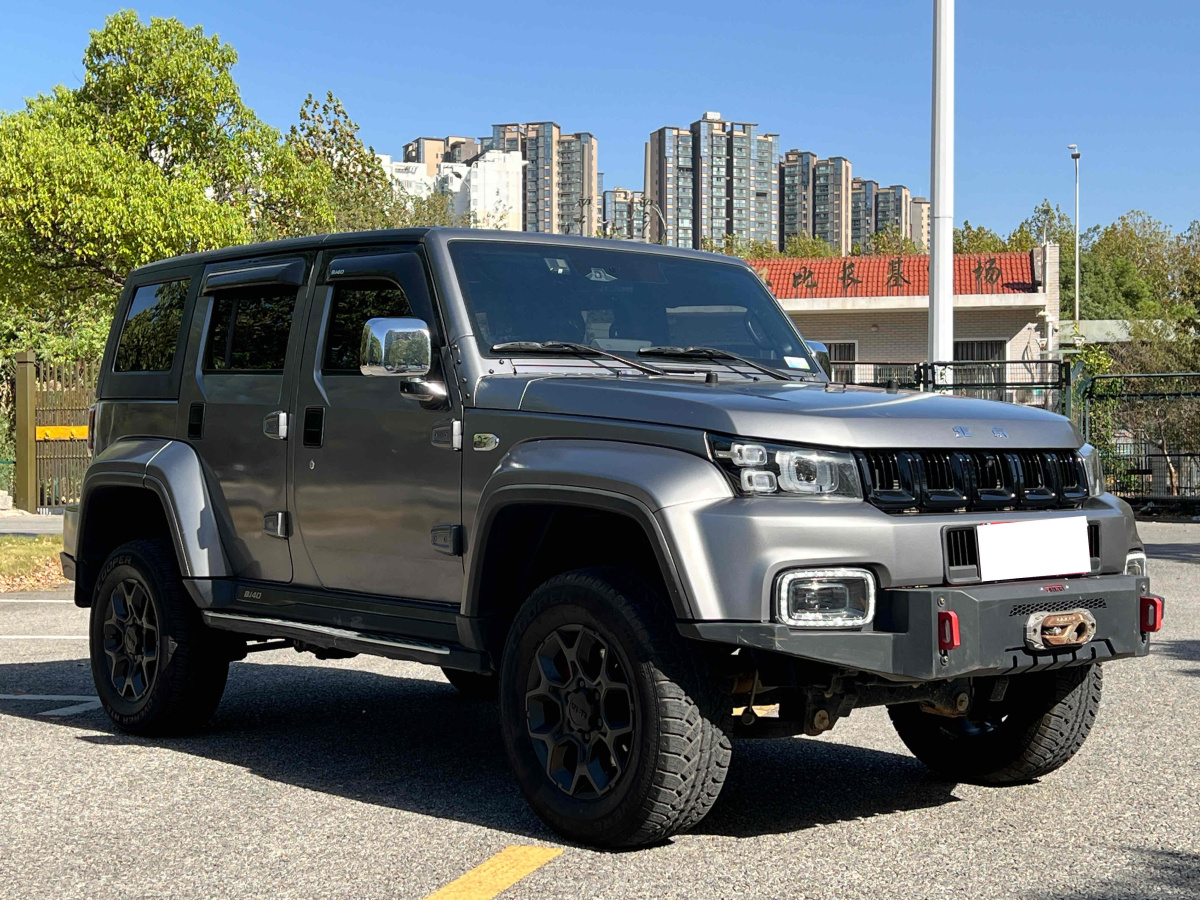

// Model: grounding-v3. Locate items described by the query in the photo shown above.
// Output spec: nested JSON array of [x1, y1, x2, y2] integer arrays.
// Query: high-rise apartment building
[[402, 136, 484, 175], [850, 178, 879, 249], [813, 157, 853, 254], [645, 112, 778, 249], [602, 187, 646, 240], [490, 122, 601, 236], [909, 196, 930, 250], [644, 126, 693, 247], [875, 184, 912, 238], [779, 149, 817, 249]]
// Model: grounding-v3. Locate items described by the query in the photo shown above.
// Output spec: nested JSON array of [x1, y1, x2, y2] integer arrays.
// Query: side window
[[114, 280, 190, 372], [205, 288, 296, 372], [323, 280, 414, 373]]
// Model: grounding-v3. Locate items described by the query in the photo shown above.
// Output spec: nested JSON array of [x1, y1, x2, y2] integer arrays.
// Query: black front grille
[[857, 449, 1089, 514]]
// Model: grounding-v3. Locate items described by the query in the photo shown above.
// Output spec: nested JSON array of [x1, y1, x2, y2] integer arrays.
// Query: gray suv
[[63, 229, 1161, 848]]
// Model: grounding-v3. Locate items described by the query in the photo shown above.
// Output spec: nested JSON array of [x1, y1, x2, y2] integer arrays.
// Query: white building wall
[[378, 154, 436, 197], [467, 150, 525, 231]]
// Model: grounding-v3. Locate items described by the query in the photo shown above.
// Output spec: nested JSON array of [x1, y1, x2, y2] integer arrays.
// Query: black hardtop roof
[[127, 227, 746, 280]]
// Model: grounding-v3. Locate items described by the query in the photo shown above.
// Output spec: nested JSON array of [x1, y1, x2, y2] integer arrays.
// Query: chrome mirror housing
[[360, 318, 432, 377], [805, 339, 831, 379]]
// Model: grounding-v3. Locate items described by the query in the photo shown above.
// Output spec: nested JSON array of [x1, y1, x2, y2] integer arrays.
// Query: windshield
[[449, 240, 817, 373]]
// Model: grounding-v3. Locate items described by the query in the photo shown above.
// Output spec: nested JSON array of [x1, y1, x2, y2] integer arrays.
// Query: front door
[[291, 249, 463, 604], [187, 264, 309, 583]]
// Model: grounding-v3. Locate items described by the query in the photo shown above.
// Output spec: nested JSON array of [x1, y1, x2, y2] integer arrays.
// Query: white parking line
[[0, 694, 102, 716], [0, 598, 75, 603]]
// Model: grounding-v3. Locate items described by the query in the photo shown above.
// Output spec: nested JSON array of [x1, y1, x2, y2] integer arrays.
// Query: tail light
[[1140, 595, 1164, 633], [87, 405, 96, 453], [937, 610, 961, 651]]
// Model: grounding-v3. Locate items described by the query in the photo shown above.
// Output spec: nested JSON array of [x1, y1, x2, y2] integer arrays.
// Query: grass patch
[[0, 534, 67, 591]]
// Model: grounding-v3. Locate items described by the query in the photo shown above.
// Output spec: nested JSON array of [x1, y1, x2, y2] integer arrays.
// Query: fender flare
[[462, 439, 732, 622], [74, 438, 230, 600]]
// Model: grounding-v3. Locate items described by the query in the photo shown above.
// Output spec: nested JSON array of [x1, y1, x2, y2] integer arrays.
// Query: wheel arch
[[72, 438, 230, 607], [459, 438, 732, 663]]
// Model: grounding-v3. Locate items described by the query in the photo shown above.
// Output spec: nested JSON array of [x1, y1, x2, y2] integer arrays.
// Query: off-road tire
[[89, 539, 229, 736], [499, 567, 731, 848], [889, 664, 1103, 784], [441, 667, 499, 700]]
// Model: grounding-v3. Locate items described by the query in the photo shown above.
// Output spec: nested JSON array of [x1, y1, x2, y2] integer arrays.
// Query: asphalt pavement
[[1, 523, 1197, 899]]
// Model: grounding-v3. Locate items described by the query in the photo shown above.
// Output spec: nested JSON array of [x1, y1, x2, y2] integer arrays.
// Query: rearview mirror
[[360, 318, 432, 377], [805, 339, 832, 379]]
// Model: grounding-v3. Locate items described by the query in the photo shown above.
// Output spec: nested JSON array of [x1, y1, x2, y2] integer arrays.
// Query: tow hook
[[1024, 609, 1097, 652]]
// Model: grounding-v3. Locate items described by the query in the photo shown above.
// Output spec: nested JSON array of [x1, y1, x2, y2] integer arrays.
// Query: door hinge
[[431, 418, 462, 451], [430, 524, 463, 556], [263, 511, 289, 538], [263, 410, 289, 440]]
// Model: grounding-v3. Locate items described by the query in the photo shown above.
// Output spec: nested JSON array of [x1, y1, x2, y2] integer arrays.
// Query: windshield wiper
[[636, 346, 802, 382], [491, 341, 667, 376]]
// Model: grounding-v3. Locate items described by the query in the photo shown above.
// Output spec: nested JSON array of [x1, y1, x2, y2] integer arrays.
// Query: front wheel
[[499, 568, 730, 848], [89, 540, 229, 736], [889, 664, 1103, 784]]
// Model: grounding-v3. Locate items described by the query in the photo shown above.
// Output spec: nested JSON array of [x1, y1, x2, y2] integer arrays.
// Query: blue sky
[[2, 1, 1196, 234]]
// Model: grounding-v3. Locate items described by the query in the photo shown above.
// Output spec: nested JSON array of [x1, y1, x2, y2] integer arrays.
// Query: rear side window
[[205, 288, 296, 372], [114, 280, 190, 372], [324, 281, 414, 373]]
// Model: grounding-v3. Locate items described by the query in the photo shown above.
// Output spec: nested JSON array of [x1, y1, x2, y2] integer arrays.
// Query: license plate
[[975, 517, 1091, 582]]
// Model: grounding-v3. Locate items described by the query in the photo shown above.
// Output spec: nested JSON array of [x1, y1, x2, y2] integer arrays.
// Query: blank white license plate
[[975, 517, 1091, 582]]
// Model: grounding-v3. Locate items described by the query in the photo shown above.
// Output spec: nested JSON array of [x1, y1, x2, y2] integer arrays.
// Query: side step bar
[[202, 611, 460, 668]]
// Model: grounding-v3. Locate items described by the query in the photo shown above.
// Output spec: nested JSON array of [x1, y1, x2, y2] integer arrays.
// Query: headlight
[[1125, 550, 1148, 577], [776, 568, 876, 628], [708, 435, 863, 499], [1079, 443, 1106, 496]]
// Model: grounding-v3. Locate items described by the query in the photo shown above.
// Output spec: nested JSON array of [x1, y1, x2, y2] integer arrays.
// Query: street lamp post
[[928, 0, 955, 380], [1068, 144, 1081, 322]]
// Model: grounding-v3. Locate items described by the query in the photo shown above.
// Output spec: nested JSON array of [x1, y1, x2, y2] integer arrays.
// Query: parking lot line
[[422, 846, 563, 900], [0, 693, 102, 716], [0, 598, 75, 603]]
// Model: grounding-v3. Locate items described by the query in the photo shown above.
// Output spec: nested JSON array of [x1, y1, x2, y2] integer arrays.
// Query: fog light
[[1125, 551, 1148, 577], [776, 568, 875, 628]]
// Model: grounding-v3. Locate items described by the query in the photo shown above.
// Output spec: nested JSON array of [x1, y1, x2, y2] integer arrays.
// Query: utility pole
[[928, 0, 955, 381], [1069, 144, 1081, 322]]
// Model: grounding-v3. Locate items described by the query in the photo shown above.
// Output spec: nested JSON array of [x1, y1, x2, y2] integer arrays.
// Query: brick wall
[[792, 309, 1044, 362]]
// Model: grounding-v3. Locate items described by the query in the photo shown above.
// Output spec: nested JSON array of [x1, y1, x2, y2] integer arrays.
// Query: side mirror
[[360, 318, 432, 377], [805, 339, 832, 379]]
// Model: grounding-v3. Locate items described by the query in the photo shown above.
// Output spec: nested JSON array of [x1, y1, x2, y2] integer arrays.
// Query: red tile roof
[[747, 252, 1038, 300]]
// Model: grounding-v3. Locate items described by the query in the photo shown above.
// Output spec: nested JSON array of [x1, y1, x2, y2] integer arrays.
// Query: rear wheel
[[499, 567, 730, 848], [89, 540, 229, 736], [889, 664, 1102, 784]]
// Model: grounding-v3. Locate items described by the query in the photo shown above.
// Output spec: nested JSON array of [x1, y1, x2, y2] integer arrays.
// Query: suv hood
[[473, 375, 1081, 449]]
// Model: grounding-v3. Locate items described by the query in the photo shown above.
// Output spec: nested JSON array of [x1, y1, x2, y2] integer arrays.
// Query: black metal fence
[[835, 360, 1070, 414], [1081, 373, 1200, 504]]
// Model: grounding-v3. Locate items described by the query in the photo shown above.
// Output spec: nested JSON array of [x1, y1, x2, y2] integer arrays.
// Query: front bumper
[[679, 573, 1153, 682]]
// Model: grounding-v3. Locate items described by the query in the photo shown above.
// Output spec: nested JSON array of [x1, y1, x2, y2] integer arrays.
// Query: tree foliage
[[854, 226, 922, 257]]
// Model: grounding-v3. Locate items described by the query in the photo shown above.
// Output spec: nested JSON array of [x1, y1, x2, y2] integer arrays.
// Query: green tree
[[953, 220, 1008, 254], [0, 11, 334, 360], [782, 233, 837, 258], [858, 225, 921, 257]]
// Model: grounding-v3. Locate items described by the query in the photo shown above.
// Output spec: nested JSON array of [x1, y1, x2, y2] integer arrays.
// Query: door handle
[[263, 410, 289, 440]]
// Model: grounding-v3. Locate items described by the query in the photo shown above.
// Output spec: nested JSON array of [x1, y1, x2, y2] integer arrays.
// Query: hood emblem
[[992, 426, 1009, 438], [952, 426, 972, 438]]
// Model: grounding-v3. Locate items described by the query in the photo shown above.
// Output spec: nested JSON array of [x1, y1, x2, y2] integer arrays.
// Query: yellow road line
[[424, 846, 562, 900], [35, 425, 88, 441]]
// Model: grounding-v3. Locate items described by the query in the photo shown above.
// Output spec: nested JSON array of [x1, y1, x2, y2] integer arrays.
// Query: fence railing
[[834, 359, 1071, 414], [1081, 372, 1200, 504]]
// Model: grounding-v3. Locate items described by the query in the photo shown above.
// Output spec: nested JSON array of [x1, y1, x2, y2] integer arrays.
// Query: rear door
[[179, 258, 311, 583], [290, 248, 463, 603]]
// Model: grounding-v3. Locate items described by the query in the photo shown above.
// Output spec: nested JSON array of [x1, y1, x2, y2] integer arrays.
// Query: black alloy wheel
[[525, 623, 636, 799], [100, 577, 161, 703]]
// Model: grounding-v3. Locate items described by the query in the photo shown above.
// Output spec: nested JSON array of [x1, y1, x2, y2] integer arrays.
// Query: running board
[[202, 611, 456, 667]]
